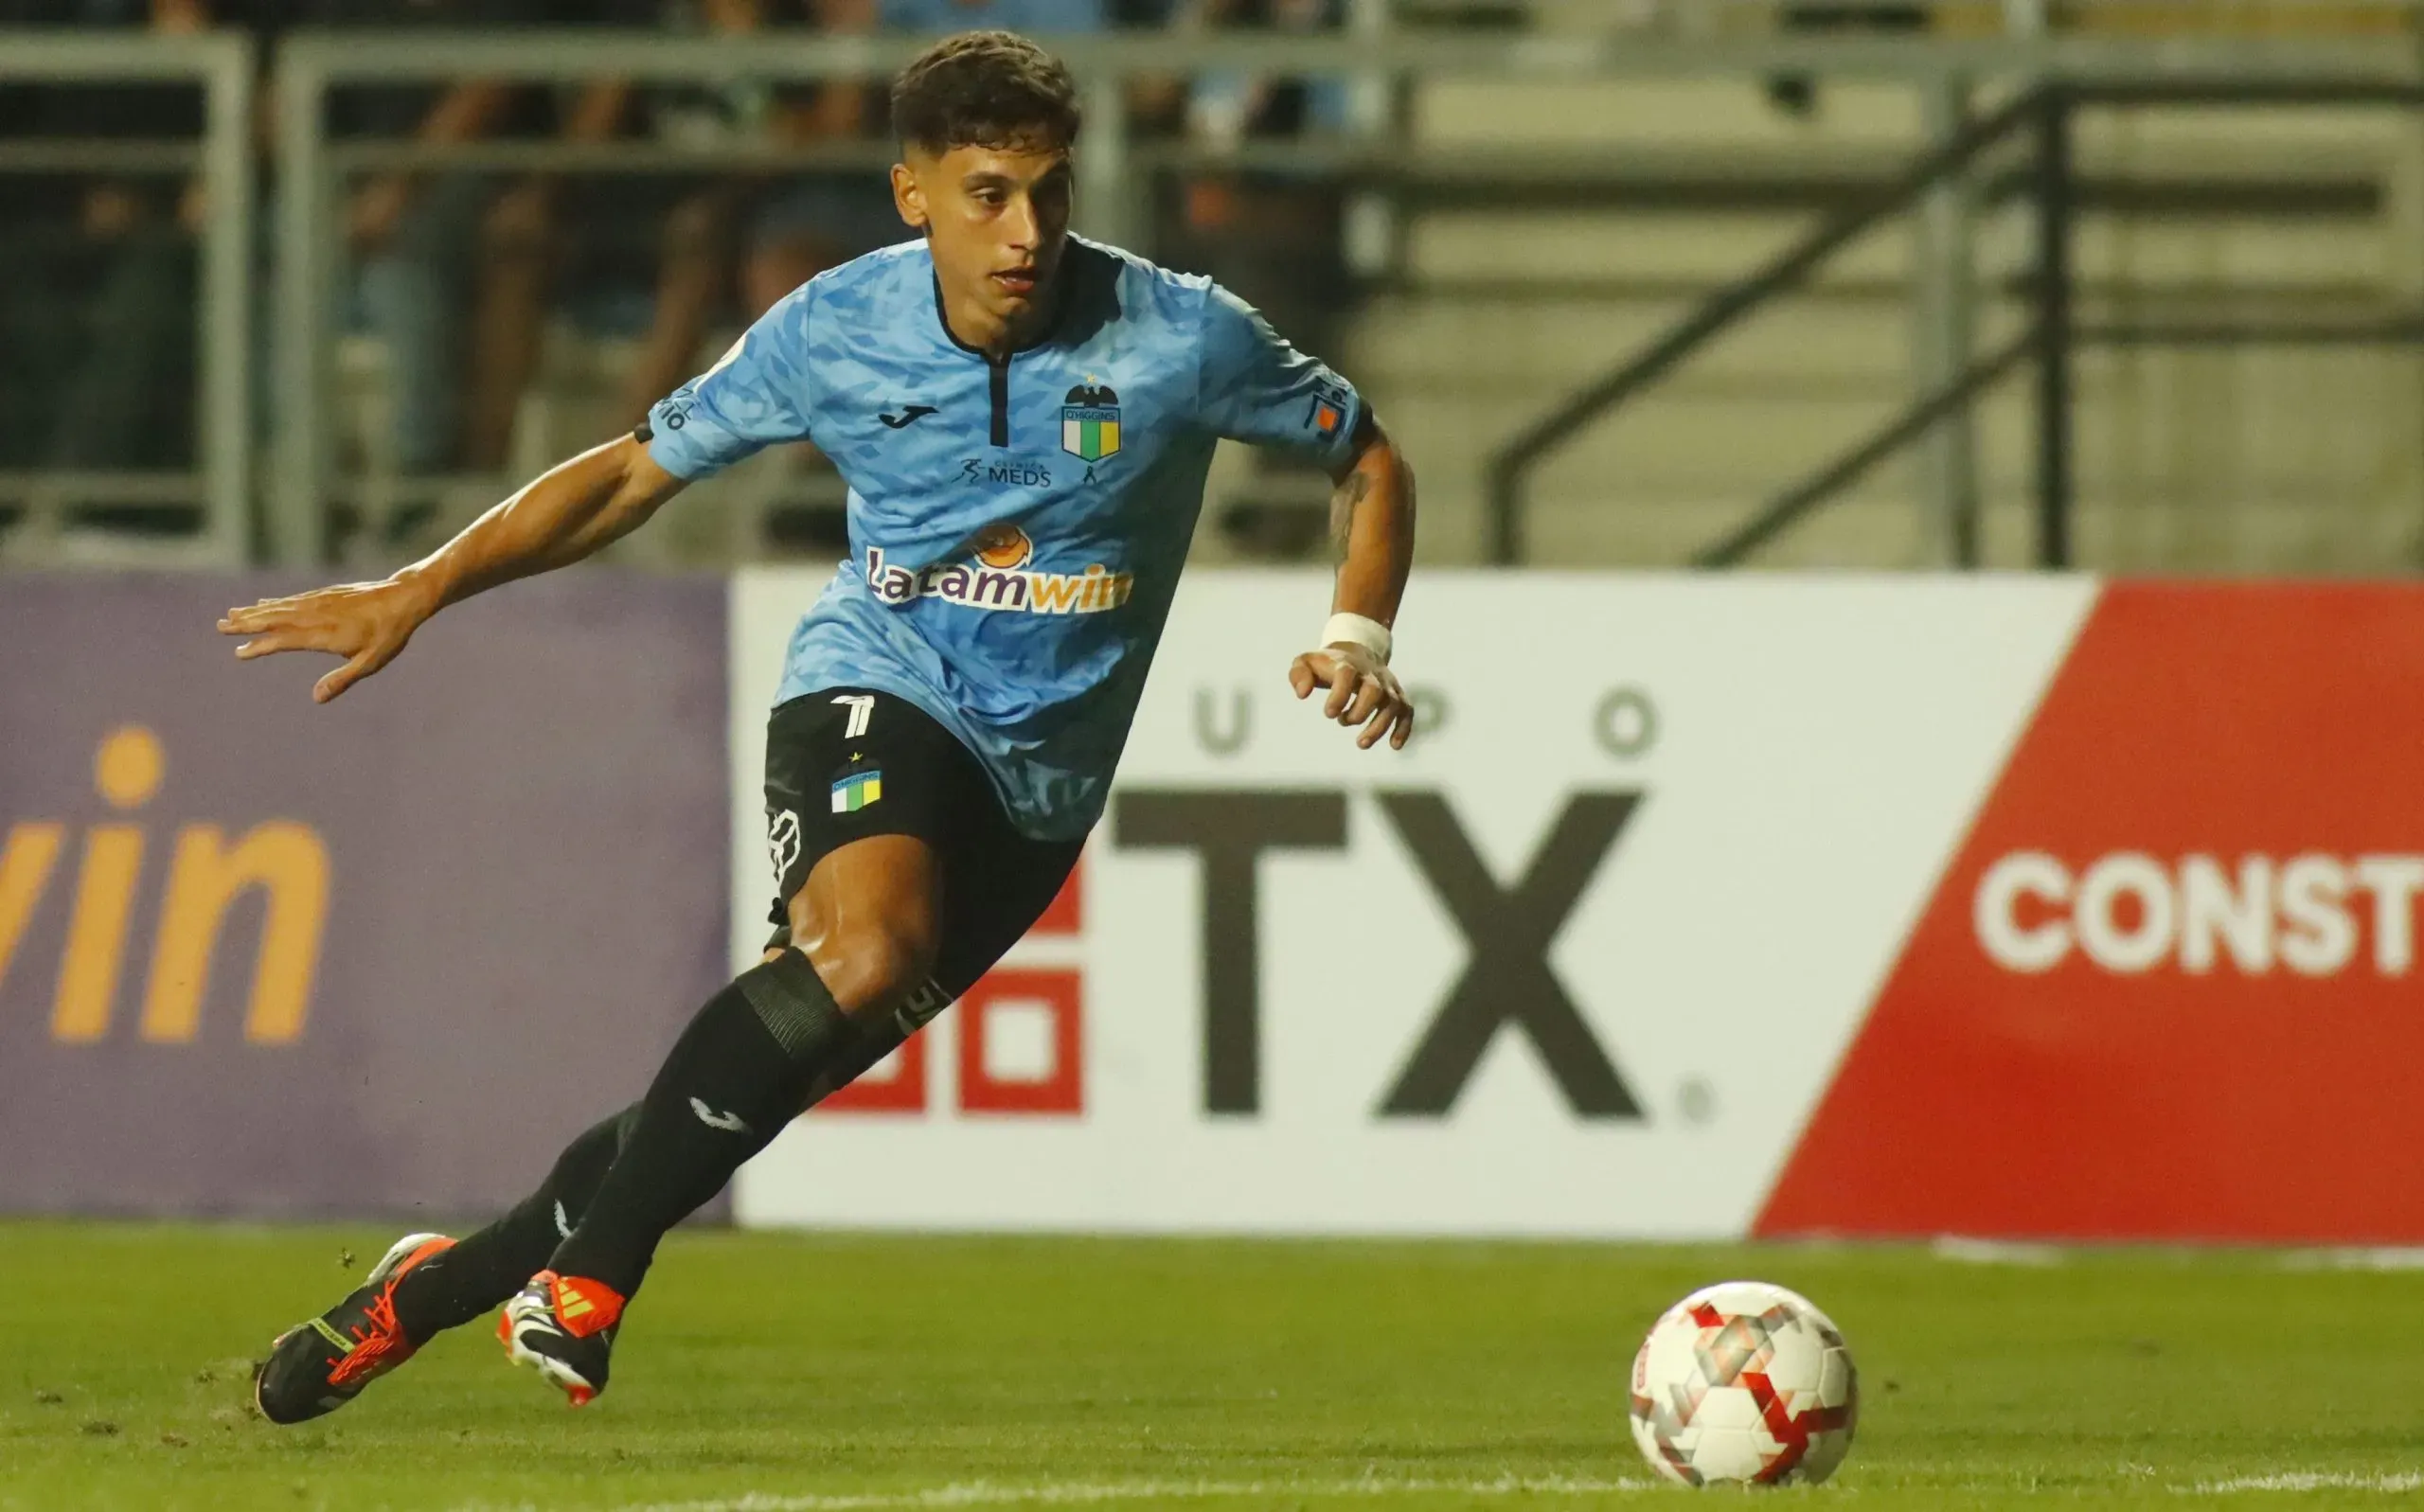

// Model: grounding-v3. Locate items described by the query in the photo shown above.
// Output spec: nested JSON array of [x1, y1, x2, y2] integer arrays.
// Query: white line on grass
[[2179, 1472, 2424, 1494], [585, 1474, 1646, 1512], [1929, 1236, 2069, 1267], [2277, 1248, 2424, 1272]]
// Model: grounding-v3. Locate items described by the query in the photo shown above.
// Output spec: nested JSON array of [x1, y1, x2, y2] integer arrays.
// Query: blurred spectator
[[582, 0, 902, 433], [600, 0, 1109, 432], [829, 0, 1105, 33], [0, 0, 212, 480], [273, 0, 625, 478], [447, 1, 656, 472], [1152, 0, 1354, 363], [1150, 0, 1361, 558]]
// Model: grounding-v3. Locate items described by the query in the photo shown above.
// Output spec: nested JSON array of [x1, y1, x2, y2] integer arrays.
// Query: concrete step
[[1346, 292, 1922, 387], [1519, 489, 2424, 573], [1414, 77, 1929, 151], [2059, 2, 2413, 38], [1463, 2, 2410, 43], [1406, 208, 1911, 290], [1523, 491, 1935, 569], [1403, 204, 2398, 293], [1354, 330, 2417, 473], [1411, 75, 2412, 173], [1354, 337, 2424, 566]]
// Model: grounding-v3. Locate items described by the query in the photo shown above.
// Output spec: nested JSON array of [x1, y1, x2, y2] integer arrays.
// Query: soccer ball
[[1628, 1280, 1858, 1486]]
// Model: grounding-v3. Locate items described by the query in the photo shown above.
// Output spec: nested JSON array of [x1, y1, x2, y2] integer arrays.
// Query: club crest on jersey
[[1061, 380, 1120, 462]]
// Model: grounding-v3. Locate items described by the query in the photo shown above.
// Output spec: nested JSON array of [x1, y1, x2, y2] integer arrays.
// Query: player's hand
[[1289, 643, 1414, 751], [217, 574, 438, 704]]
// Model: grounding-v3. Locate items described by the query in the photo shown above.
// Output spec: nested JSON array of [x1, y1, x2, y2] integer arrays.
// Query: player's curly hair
[[890, 30, 1083, 156]]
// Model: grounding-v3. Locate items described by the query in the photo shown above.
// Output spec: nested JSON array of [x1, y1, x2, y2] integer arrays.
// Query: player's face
[[895, 139, 1073, 336]]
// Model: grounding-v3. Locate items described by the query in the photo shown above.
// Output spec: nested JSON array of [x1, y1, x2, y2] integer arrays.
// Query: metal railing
[[1482, 85, 2047, 565], [0, 30, 253, 566], [1484, 61, 2424, 569], [9, 26, 2424, 566], [266, 27, 2420, 568], [1630, 0, 2424, 26]]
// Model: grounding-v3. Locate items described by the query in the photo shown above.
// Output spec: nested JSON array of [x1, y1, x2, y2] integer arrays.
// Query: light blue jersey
[[643, 237, 1366, 840]]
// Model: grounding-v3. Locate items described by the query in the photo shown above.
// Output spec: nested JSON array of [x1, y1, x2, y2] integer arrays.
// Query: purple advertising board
[[0, 572, 728, 1220]]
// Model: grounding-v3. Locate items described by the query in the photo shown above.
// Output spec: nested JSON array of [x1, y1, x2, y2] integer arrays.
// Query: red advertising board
[[1763, 584, 2424, 1241]]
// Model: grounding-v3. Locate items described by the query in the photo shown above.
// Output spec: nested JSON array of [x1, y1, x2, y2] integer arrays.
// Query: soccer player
[[223, 28, 1415, 1418]]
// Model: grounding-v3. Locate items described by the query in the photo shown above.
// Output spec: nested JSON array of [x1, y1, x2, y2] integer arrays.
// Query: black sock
[[390, 973, 907, 1340], [547, 951, 859, 1300], [802, 1015, 914, 1110], [390, 1102, 640, 1342]]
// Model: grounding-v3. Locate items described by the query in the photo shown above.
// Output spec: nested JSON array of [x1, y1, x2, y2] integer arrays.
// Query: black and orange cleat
[[252, 1232, 454, 1425], [498, 1270, 623, 1407]]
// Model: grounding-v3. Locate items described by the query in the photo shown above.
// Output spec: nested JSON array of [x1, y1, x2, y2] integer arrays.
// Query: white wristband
[[1322, 612, 1392, 665]]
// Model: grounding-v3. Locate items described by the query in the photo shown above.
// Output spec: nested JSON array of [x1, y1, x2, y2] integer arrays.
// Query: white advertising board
[[730, 570, 2093, 1236]]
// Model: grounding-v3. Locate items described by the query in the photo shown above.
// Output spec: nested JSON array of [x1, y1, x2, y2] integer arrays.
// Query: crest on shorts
[[830, 769, 883, 814], [1061, 380, 1120, 462]]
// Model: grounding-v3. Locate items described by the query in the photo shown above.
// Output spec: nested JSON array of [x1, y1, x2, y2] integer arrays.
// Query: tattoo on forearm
[[1331, 470, 1373, 558]]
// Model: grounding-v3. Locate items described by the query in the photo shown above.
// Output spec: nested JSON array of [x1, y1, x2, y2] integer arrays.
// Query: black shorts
[[760, 688, 1083, 999]]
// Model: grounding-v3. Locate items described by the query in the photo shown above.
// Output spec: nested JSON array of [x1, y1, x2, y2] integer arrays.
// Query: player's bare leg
[[497, 834, 939, 1405]]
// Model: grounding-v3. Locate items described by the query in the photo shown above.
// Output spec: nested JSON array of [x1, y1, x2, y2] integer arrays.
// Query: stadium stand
[[6, 0, 2424, 569]]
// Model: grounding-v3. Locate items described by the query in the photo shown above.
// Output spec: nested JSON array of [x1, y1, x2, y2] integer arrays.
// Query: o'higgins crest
[[1061, 380, 1120, 462]]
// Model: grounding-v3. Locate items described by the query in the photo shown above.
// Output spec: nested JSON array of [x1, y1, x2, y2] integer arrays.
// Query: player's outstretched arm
[[1290, 416, 1417, 751], [218, 436, 687, 704]]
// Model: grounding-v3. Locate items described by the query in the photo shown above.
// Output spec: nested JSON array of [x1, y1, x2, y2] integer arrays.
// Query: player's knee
[[803, 919, 936, 1020]]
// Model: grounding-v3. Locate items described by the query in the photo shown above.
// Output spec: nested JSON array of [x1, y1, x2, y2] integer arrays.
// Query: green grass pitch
[[1, 1221, 2417, 1510]]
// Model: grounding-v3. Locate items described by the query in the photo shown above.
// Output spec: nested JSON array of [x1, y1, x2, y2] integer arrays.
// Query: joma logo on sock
[[0, 726, 330, 1045]]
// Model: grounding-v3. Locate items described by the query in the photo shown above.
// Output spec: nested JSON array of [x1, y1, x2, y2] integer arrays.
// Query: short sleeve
[[1193, 282, 1364, 471], [641, 286, 817, 481]]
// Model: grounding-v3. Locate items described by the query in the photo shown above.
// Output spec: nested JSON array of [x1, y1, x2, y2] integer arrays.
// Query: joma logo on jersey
[[0, 727, 330, 1046], [1061, 381, 1120, 462]]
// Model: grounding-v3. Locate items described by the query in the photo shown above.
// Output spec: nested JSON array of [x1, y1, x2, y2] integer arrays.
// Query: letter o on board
[[2076, 852, 2176, 973], [1595, 688, 1656, 759]]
